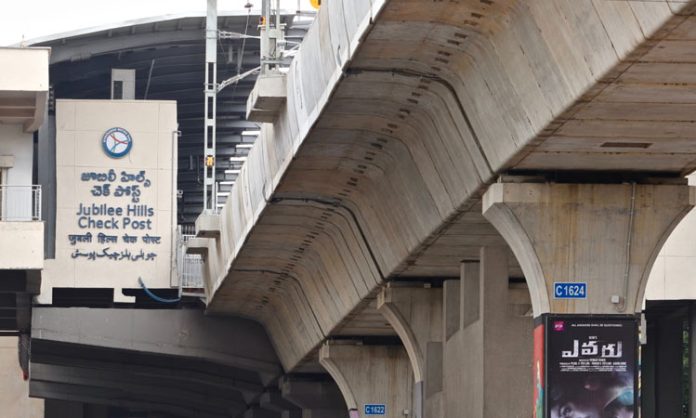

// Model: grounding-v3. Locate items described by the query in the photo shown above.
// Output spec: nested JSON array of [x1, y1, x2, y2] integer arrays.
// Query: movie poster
[[534, 321, 545, 418], [545, 315, 638, 418]]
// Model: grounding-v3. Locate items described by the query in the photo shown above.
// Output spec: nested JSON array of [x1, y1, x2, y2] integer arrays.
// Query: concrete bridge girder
[[204, 0, 696, 372]]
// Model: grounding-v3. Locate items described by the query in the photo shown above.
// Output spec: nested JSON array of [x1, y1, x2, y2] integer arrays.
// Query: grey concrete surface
[[319, 341, 412, 418], [201, 0, 696, 374], [30, 308, 283, 418], [32, 307, 280, 378], [483, 183, 695, 315]]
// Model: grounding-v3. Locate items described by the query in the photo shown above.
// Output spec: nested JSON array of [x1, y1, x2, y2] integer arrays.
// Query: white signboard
[[42, 100, 177, 302], [69, 165, 160, 262]]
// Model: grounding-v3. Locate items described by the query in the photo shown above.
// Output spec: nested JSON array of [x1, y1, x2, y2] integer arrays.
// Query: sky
[[0, 0, 313, 46]]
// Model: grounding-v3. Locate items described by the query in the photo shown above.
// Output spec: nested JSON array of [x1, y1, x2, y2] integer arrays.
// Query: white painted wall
[[0, 48, 49, 93], [41, 99, 178, 303], [0, 123, 33, 187], [0, 123, 34, 220], [0, 222, 43, 269], [0, 123, 43, 269], [0, 337, 44, 418], [646, 175, 696, 302]]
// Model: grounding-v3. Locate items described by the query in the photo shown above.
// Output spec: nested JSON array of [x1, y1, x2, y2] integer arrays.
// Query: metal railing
[[176, 229, 205, 291], [0, 185, 41, 221]]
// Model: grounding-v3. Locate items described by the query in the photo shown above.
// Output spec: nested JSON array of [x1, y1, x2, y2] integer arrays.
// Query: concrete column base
[[442, 247, 533, 418], [319, 341, 413, 418], [377, 285, 442, 418]]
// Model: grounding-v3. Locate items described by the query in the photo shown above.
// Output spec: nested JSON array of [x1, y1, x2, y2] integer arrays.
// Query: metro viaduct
[[191, 1, 696, 417], [23, 1, 696, 417]]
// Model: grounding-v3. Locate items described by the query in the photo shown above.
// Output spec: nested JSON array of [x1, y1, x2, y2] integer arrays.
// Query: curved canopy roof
[[29, 11, 312, 224]]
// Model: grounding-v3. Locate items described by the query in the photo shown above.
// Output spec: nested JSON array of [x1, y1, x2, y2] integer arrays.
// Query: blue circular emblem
[[101, 127, 133, 158]]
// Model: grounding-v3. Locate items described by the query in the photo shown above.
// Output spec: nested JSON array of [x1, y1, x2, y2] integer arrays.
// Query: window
[[112, 80, 123, 100]]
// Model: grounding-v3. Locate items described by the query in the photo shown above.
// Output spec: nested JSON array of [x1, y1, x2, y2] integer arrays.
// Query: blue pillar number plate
[[364, 404, 386, 415], [553, 282, 587, 299]]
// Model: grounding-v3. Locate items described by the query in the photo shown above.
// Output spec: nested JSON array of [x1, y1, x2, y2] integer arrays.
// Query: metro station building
[[3, 2, 696, 418]]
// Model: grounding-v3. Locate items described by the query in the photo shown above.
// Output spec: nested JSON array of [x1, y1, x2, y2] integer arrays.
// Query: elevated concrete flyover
[[200, 0, 696, 384], [29, 308, 285, 418]]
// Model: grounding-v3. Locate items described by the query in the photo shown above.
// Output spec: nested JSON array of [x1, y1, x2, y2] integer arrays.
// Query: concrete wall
[[0, 222, 43, 269], [0, 123, 33, 188], [202, 0, 694, 371], [0, 123, 34, 221], [0, 48, 49, 93], [0, 123, 43, 269], [0, 48, 49, 132], [646, 174, 696, 302], [0, 337, 44, 418], [40, 99, 178, 303]]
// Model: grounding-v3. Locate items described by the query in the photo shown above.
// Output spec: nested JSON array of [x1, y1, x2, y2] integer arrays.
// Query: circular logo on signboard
[[101, 127, 133, 158]]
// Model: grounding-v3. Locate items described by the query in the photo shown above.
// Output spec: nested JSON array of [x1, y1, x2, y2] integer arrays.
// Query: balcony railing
[[0, 185, 41, 221], [176, 229, 205, 292]]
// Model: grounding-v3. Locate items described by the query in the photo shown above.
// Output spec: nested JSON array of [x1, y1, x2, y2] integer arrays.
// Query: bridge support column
[[442, 248, 533, 418], [482, 183, 694, 418], [319, 341, 413, 418], [377, 286, 442, 418], [279, 376, 346, 418], [482, 182, 694, 315]]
